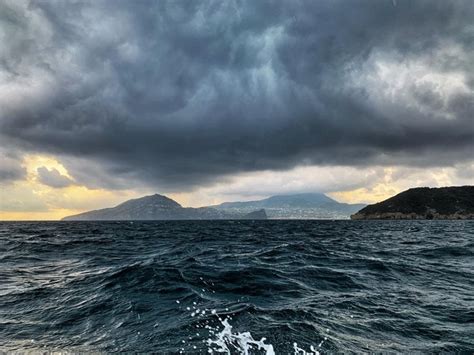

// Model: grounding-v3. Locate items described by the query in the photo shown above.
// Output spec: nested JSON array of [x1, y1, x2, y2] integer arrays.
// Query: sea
[[1, 220, 473, 353]]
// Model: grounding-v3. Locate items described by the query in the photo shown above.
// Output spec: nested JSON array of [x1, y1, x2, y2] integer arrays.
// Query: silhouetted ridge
[[62, 194, 267, 221], [118, 194, 182, 209], [351, 186, 474, 220]]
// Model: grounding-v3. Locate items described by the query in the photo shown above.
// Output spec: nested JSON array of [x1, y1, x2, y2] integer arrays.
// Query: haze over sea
[[1, 220, 473, 353]]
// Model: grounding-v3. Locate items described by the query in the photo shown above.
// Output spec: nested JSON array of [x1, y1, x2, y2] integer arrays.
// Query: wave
[[1, 220, 473, 352]]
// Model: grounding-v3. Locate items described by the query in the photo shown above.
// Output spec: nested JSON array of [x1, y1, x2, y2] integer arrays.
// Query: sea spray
[[204, 315, 324, 354], [180, 298, 322, 354], [207, 318, 275, 355]]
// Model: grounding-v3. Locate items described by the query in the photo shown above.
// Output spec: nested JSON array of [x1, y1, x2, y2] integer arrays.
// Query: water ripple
[[0, 220, 473, 353]]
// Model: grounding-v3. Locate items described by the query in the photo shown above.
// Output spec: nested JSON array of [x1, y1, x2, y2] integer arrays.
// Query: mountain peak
[[61, 193, 267, 221], [264, 193, 336, 206], [119, 193, 182, 209], [215, 192, 364, 219]]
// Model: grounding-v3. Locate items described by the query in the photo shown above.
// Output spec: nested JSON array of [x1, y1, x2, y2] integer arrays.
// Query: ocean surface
[[1, 220, 473, 353]]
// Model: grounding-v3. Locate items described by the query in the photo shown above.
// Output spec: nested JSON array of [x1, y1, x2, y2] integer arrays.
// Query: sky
[[0, 0, 473, 220]]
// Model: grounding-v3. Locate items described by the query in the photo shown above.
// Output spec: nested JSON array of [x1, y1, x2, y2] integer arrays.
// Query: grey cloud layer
[[37, 167, 74, 188], [0, 149, 25, 184], [0, 0, 473, 190]]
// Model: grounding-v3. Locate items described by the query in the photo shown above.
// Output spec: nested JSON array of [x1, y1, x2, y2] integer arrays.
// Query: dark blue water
[[1, 221, 473, 353]]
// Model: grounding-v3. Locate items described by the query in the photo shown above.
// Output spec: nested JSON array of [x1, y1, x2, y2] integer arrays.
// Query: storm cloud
[[37, 166, 74, 188], [0, 149, 26, 184], [0, 0, 473, 191]]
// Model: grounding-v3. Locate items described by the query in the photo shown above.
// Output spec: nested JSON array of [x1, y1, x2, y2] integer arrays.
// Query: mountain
[[214, 193, 365, 219], [218, 193, 335, 208], [351, 186, 474, 220], [62, 194, 267, 221]]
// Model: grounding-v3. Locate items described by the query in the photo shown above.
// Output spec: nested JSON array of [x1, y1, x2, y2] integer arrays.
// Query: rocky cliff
[[351, 186, 474, 220]]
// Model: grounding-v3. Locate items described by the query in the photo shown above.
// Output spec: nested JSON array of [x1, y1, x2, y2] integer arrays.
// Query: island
[[212, 193, 365, 219], [350, 186, 474, 220], [63, 192, 365, 221], [62, 194, 267, 221]]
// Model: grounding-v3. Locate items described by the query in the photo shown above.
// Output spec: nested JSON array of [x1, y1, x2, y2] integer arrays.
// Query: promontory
[[351, 186, 474, 220]]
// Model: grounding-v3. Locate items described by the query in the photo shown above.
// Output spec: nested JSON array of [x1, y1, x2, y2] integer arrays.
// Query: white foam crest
[[205, 316, 324, 355], [293, 342, 320, 355], [207, 318, 275, 355], [176, 283, 326, 354]]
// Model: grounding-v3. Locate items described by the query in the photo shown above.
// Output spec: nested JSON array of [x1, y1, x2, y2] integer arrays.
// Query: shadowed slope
[[351, 186, 474, 220]]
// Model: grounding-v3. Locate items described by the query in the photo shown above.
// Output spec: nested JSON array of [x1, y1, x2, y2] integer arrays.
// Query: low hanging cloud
[[0, 158, 25, 184], [37, 167, 74, 188], [0, 149, 26, 184], [0, 0, 473, 192]]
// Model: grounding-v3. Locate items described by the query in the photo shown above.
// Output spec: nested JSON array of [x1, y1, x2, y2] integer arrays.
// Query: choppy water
[[1, 220, 473, 353]]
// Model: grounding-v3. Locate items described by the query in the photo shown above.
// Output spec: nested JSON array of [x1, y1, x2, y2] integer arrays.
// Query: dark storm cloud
[[0, 159, 25, 184], [0, 0, 473, 190], [37, 167, 74, 188], [0, 149, 26, 184]]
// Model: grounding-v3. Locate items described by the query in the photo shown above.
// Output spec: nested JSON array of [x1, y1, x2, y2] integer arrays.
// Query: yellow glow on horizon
[[329, 168, 400, 204], [329, 185, 399, 205], [23, 154, 73, 180], [0, 209, 83, 221], [2, 155, 471, 220], [328, 166, 461, 205], [166, 192, 189, 207], [0, 154, 142, 221]]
